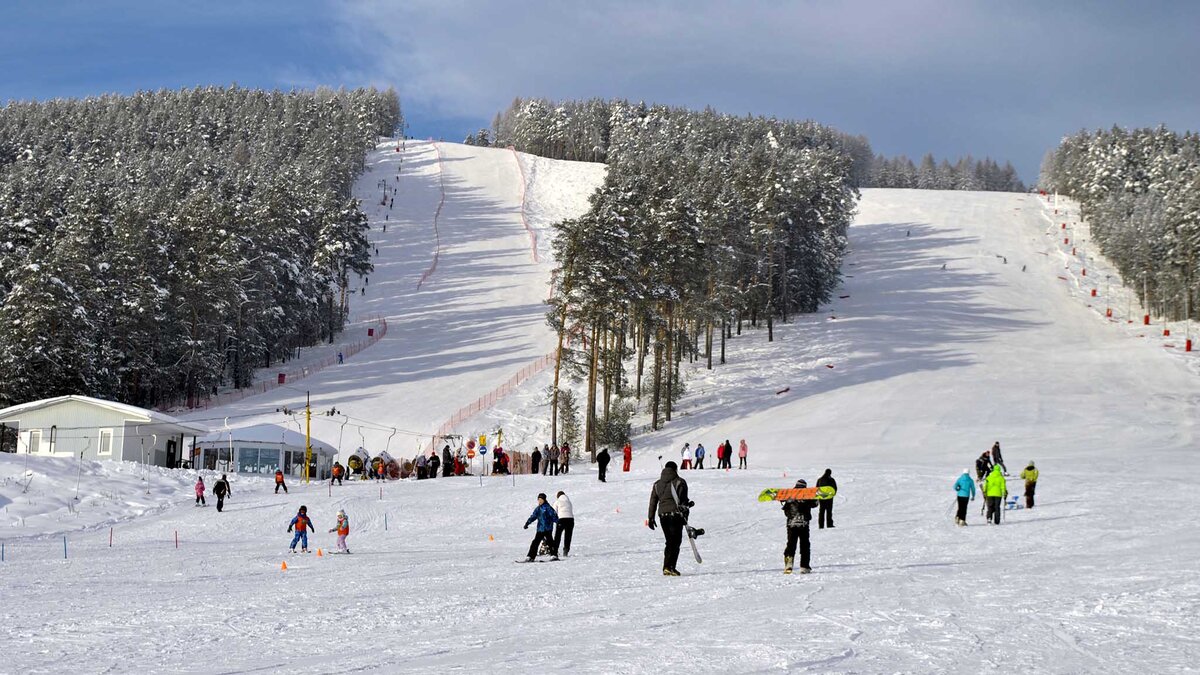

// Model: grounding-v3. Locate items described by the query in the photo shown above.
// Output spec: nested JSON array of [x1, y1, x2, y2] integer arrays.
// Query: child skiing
[[522, 493, 559, 562], [328, 509, 350, 553], [781, 479, 817, 574], [953, 468, 975, 526], [194, 477, 206, 506], [275, 469, 288, 494], [288, 505, 314, 553]]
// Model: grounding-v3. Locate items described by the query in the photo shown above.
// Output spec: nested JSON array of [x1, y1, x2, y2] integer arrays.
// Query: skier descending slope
[[521, 493, 559, 562], [648, 461, 691, 576], [288, 505, 314, 553], [328, 509, 350, 553], [953, 468, 976, 526], [781, 480, 817, 574]]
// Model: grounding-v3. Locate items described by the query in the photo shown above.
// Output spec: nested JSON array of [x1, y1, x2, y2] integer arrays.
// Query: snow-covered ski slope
[[179, 141, 604, 454], [5, 179, 1200, 672]]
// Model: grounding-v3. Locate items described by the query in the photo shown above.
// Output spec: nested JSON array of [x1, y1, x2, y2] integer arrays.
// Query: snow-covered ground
[[4, 175, 1200, 672]]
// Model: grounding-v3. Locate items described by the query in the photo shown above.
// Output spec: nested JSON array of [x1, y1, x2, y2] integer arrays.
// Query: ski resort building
[[193, 423, 336, 480], [0, 395, 209, 468]]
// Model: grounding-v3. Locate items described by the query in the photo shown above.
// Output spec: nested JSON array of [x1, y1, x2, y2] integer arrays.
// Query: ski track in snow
[[3, 165, 1200, 672]]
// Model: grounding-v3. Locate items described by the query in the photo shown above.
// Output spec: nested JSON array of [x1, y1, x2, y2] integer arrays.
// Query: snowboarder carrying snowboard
[[328, 509, 350, 553], [275, 469, 288, 494], [553, 491, 575, 557], [953, 468, 975, 526], [523, 493, 559, 562], [781, 479, 817, 574], [288, 505, 314, 553], [983, 465, 1007, 524], [648, 461, 691, 576], [212, 474, 231, 512], [1020, 461, 1038, 508], [816, 469, 837, 528], [194, 477, 206, 506]]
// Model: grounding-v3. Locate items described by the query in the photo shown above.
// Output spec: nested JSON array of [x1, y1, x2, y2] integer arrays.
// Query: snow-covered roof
[[0, 394, 209, 435], [196, 423, 337, 456]]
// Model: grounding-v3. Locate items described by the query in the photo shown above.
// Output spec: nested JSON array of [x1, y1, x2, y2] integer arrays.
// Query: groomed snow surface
[[3, 144, 1199, 673]]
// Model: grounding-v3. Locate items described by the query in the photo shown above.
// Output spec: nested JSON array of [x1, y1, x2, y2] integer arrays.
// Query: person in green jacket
[[983, 464, 1007, 524], [1020, 462, 1039, 509]]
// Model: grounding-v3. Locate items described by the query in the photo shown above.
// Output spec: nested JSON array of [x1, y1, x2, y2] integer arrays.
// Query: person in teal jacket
[[953, 469, 975, 526], [522, 493, 559, 562], [983, 465, 1007, 524]]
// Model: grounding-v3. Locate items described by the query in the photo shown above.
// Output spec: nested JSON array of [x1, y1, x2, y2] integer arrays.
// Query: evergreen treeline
[[865, 153, 1025, 192], [507, 100, 860, 454], [1040, 126, 1200, 318], [472, 96, 875, 187], [0, 86, 401, 408]]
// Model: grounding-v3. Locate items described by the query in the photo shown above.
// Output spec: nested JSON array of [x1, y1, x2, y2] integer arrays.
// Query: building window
[[28, 430, 41, 454], [237, 447, 279, 474], [98, 429, 113, 456]]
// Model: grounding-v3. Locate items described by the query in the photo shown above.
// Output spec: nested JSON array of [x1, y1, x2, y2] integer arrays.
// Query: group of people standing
[[678, 439, 748, 470], [531, 443, 572, 476], [954, 441, 1040, 526]]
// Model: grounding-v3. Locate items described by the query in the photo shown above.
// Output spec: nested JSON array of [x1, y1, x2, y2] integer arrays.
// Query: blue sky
[[3, 1, 1198, 183]]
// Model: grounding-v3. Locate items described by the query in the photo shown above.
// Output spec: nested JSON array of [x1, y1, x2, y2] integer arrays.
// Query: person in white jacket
[[680, 443, 693, 470], [553, 490, 575, 558]]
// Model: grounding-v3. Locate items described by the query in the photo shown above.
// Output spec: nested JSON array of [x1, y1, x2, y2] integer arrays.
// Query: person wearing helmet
[[287, 505, 314, 553], [329, 509, 350, 553], [953, 468, 976, 526], [781, 479, 818, 574], [274, 468, 288, 494]]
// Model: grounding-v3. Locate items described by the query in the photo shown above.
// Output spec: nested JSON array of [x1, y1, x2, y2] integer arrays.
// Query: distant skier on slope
[[816, 469, 837, 528], [287, 505, 314, 553], [328, 509, 350, 553], [781, 479, 817, 574], [194, 476, 206, 506], [983, 465, 1007, 525], [1020, 461, 1039, 509], [596, 447, 610, 482], [213, 474, 231, 512], [953, 468, 976, 526], [522, 493, 559, 562], [622, 442, 632, 472], [274, 469, 288, 494], [648, 461, 691, 576], [991, 441, 1008, 475], [331, 462, 344, 486]]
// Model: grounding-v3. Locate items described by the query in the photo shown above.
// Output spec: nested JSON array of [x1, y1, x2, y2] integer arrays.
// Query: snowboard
[[515, 558, 560, 563], [685, 525, 703, 564], [757, 486, 836, 502]]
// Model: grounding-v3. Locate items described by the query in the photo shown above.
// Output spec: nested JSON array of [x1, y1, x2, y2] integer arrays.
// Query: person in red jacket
[[287, 505, 314, 553], [274, 469, 288, 494], [622, 443, 632, 472]]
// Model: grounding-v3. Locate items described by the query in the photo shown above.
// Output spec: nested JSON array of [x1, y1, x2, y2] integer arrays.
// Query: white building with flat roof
[[194, 423, 336, 480]]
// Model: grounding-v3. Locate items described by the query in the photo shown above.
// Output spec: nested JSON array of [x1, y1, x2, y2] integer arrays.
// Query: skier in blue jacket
[[523, 493, 559, 562], [953, 469, 976, 526]]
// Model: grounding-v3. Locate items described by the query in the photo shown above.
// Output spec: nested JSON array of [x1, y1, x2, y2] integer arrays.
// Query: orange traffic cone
[[317, 548, 323, 557], [488, 534, 494, 542], [281, 561, 288, 571]]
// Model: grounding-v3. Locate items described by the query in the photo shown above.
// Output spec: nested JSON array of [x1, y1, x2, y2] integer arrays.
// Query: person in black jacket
[[816, 468, 837, 529], [647, 461, 690, 576], [596, 447, 610, 482], [442, 445, 453, 478], [212, 474, 231, 512], [428, 452, 440, 479], [782, 479, 817, 574], [531, 446, 542, 475]]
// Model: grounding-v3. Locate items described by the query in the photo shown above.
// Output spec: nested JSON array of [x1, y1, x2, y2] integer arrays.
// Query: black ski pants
[[548, 459, 558, 476], [986, 496, 1002, 524], [275, 482, 287, 494], [598, 462, 608, 482], [195, 494, 205, 506], [785, 525, 811, 569], [553, 518, 575, 556], [695, 457, 705, 470], [527, 530, 553, 559], [531, 458, 540, 474], [216, 494, 226, 512], [739, 457, 747, 469], [1025, 482, 1036, 509], [818, 499, 834, 528], [660, 514, 685, 571], [956, 496, 970, 522]]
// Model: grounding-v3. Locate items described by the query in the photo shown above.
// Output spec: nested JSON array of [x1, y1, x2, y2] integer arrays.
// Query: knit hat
[[537, 493, 547, 501], [795, 479, 807, 488], [299, 505, 307, 512], [964, 468, 970, 476], [665, 461, 678, 470]]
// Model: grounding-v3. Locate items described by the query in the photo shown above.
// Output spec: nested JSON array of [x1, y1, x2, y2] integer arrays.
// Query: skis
[[757, 486, 836, 502]]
